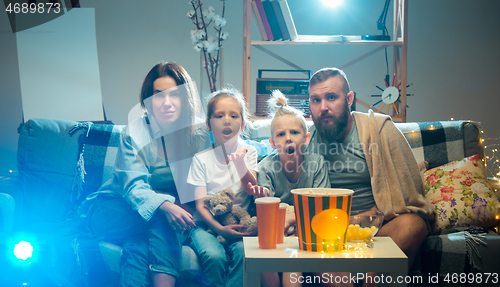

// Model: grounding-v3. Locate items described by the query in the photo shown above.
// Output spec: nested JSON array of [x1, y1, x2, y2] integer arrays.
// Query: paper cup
[[255, 197, 281, 249], [291, 188, 353, 252], [276, 203, 287, 244]]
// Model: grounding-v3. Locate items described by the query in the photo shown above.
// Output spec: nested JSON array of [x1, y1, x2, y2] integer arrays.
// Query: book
[[277, 0, 298, 41], [270, 0, 290, 40], [262, 0, 283, 40], [254, 0, 274, 41], [251, 0, 267, 40]]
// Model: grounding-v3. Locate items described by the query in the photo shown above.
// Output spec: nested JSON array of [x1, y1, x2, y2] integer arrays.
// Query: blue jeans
[[87, 196, 189, 287], [189, 224, 245, 287]]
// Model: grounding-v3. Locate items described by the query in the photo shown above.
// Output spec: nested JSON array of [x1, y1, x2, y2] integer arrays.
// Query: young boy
[[248, 90, 331, 287]]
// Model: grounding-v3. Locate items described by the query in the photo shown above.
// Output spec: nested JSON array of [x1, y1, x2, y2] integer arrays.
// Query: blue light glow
[[14, 241, 33, 261]]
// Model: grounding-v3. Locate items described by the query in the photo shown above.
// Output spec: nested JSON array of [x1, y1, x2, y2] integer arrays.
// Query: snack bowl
[[346, 209, 384, 243]]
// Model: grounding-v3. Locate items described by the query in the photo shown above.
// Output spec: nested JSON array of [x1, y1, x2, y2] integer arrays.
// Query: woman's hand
[[159, 201, 196, 233], [217, 224, 252, 240], [247, 182, 270, 197]]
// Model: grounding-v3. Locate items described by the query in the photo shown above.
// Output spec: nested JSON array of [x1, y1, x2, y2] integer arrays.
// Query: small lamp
[[362, 0, 391, 41]]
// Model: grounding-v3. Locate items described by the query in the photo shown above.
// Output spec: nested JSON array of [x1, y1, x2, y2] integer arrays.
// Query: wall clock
[[370, 74, 412, 115]]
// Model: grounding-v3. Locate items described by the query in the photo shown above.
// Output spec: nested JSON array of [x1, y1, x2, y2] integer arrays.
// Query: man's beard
[[312, 99, 349, 143]]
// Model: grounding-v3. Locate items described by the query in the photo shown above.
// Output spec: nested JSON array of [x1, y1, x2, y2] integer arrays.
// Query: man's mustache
[[318, 111, 335, 120]]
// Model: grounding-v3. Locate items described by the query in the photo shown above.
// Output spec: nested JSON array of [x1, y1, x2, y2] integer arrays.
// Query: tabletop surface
[[243, 236, 408, 273], [244, 236, 407, 259], [243, 237, 408, 286]]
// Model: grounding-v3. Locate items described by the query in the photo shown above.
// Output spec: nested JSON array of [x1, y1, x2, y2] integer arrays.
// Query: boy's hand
[[247, 182, 270, 197], [218, 224, 252, 240], [227, 148, 247, 163], [284, 212, 296, 236]]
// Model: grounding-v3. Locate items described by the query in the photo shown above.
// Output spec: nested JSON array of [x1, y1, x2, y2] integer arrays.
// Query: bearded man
[[305, 68, 434, 286]]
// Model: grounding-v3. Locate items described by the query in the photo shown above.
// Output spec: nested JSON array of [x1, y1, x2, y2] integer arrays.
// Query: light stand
[[362, 0, 391, 41]]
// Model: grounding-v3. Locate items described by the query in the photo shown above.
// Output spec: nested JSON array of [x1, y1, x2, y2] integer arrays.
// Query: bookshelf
[[243, 0, 408, 122]]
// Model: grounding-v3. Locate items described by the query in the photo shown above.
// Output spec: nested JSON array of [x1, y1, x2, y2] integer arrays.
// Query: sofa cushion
[[424, 154, 500, 231], [17, 118, 83, 232], [93, 241, 202, 286]]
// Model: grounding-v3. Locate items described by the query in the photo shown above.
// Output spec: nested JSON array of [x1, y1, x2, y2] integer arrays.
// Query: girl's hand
[[247, 182, 270, 197], [218, 224, 252, 240], [160, 201, 196, 233], [227, 148, 247, 163]]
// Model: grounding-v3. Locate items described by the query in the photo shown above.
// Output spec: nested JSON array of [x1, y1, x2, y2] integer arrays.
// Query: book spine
[[251, 0, 267, 40], [278, 0, 298, 41], [271, 0, 290, 40], [255, 0, 274, 41], [262, 0, 283, 40]]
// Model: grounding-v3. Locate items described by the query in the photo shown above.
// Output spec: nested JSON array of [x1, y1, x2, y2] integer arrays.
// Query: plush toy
[[204, 188, 258, 244]]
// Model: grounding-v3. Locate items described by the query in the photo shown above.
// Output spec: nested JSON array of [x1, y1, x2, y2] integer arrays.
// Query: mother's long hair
[[140, 62, 204, 148]]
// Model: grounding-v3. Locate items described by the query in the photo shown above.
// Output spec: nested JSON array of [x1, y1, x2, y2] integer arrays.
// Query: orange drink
[[255, 197, 280, 249], [276, 203, 287, 244]]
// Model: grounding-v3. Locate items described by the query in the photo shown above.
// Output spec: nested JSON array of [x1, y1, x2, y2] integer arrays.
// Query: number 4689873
[[5, 2, 61, 14]]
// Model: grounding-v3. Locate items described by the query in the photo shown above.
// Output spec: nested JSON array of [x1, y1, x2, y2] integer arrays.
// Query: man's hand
[[247, 182, 270, 197], [217, 224, 252, 240], [159, 201, 196, 233]]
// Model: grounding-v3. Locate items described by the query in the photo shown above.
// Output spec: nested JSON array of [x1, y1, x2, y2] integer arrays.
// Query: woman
[[79, 62, 209, 287]]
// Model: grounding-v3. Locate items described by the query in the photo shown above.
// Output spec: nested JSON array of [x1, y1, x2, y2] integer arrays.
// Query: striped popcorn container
[[291, 188, 354, 253]]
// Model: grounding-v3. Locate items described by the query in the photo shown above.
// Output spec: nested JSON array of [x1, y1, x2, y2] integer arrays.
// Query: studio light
[[14, 241, 33, 261], [322, 0, 342, 8]]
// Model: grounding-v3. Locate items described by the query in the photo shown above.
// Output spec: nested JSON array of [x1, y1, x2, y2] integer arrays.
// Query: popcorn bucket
[[291, 188, 354, 252]]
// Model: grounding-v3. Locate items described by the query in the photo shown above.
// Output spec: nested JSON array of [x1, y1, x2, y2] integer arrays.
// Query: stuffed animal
[[204, 188, 258, 244]]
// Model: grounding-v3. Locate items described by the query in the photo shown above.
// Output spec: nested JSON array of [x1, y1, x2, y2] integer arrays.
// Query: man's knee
[[379, 213, 428, 240], [399, 213, 428, 238]]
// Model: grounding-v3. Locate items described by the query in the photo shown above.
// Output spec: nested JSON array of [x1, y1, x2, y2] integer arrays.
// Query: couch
[[1, 117, 499, 287]]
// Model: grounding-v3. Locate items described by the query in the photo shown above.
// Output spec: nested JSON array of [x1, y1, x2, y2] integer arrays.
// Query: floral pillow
[[424, 154, 500, 232]]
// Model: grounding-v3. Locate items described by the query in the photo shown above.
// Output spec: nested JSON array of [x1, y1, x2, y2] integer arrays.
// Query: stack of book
[[251, 0, 298, 41]]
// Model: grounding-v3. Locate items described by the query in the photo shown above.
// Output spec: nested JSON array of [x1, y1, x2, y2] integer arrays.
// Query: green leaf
[[461, 196, 473, 206]]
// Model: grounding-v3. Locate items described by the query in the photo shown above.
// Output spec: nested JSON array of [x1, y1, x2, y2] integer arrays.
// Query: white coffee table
[[243, 236, 408, 287]]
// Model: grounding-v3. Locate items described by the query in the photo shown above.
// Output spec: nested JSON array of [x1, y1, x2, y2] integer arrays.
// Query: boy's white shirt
[[187, 139, 258, 211]]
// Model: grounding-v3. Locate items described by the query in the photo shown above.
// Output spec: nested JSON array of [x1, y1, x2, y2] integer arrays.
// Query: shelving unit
[[242, 0, 408, 122]]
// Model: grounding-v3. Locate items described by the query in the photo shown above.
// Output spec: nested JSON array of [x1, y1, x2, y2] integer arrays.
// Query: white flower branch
[[188, 0, 228, 92]]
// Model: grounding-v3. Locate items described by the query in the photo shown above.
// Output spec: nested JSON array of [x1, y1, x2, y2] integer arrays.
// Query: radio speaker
[[255, 70, 311, 117]]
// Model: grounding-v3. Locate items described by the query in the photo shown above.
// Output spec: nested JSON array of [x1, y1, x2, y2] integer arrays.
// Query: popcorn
[[346, 224, 377, 241]]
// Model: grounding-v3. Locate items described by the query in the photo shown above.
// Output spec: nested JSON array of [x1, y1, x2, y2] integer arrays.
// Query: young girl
[[187, 87, 264, 287], [249, 90, 331, 287]]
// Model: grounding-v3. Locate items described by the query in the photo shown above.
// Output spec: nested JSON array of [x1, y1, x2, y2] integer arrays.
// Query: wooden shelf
[[251, 40, 404, 46], [243, 0, 408, 122]]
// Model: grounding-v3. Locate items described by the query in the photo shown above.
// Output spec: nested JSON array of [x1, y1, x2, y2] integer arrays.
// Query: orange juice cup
[[255, 197, 281, 249], [276, 203, 287, 244], [291, 188, 354, 253]]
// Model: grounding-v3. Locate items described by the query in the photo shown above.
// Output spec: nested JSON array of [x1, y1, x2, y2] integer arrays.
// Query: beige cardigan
[[353, 110, 434, 221]]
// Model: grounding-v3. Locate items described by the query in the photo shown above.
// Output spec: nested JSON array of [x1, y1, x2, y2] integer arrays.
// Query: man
[[306, 68, 434, 286]]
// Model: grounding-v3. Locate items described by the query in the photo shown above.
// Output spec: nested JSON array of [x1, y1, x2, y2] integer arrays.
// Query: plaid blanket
[[68, 122, 124, 213], [419, 228, 488, 283], [245, 119, 483, 169], [395, 120, 483, 169]]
